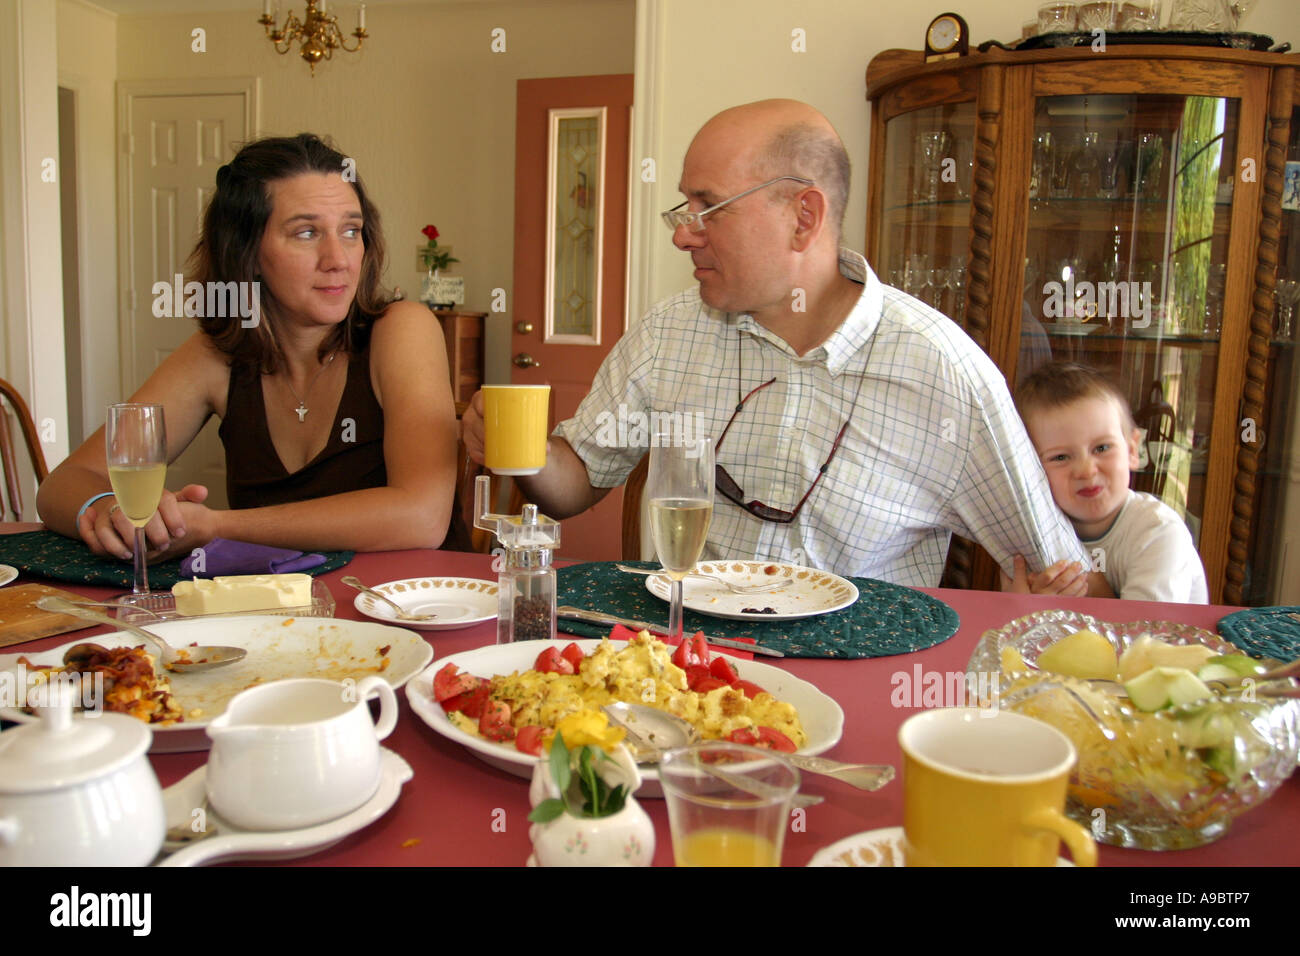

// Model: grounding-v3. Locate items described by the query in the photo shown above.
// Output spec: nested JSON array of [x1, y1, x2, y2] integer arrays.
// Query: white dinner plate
[[352, 576, 498, 631], [405, 638, 845, 798], [807, 827, 1075, 867], [0, 565, 16, 587], [644, 560, 859, 621], [0, 615, 432, 752], [155, 748, 413, 867]]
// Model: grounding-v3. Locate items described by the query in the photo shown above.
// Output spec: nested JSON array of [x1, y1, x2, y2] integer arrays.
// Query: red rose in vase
[[422, 224, 440, 241]]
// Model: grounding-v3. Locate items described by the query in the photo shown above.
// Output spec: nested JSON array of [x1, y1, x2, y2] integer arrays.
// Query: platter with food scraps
[[405, 637, 845, 797], [644, 560, 859, 621], [0, 615, 432, 753]]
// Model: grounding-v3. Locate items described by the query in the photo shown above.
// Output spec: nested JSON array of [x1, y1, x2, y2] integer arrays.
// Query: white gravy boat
[[205, 676, 397, 831]]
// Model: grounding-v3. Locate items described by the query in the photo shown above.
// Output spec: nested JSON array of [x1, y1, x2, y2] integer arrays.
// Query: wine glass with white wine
[[647, 433, 714, 640], [106, 403, 168, 600]]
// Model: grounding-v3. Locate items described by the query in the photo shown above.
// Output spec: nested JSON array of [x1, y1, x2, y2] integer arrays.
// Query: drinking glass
[[1203, 263, 1227, 337], [1078, 0, 1118, 30], [1098, 138, 1129, 198], [1030, 131, 1055, 200], [106, 403, 168, 597], [1118, 0, 1162, 29], [1135, 133, 1164, 199], [905, 253, 931, 299], [1276, 279, 1300, 341], [929, 266, 951, 312], [1050, 132, 1077, 198], [648, 433, 714, 640], [948, 268, 967, 321], [1071, 131, 1102, 198], [1169, 0, 1231, 30], [913, 130, 951, 202], [1038, 2, 1078, 33]]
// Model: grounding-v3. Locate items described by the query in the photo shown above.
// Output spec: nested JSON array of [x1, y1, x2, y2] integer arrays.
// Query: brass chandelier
[[259, 1, 368, 75]]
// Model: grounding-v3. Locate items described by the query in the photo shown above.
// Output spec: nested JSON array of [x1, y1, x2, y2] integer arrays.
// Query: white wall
[[0, 0, 70, 519], [57, 0, 118, 441]]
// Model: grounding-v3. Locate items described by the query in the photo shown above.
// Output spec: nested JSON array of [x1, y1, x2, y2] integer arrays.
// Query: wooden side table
[[429, 308, 486, 403]]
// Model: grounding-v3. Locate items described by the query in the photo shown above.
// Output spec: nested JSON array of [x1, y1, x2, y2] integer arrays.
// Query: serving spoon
[[36, 596, 247, 672], [602, 701, 896, 791]]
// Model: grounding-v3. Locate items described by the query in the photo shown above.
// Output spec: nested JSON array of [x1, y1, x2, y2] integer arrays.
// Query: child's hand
[[1005, 555, 1089, 597]]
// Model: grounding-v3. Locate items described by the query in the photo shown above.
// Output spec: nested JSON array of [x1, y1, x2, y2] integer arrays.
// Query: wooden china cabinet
[[865, 42, 1300, 605]]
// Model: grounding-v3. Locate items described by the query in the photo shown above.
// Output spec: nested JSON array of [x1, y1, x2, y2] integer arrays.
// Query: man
[[464, 99, 1090, 590]]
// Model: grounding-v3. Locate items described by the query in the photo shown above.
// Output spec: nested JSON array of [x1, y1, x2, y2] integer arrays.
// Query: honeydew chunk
[[1197, 654, 1266, 683], [1035, 628, 1118, 681], [1118, 635, 1217, 682], [1124, 666, 1213, 712], [172, 573, 313, 616]]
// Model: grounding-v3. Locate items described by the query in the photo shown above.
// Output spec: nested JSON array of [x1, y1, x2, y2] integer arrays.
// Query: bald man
[[464, 100, 1089, 589]]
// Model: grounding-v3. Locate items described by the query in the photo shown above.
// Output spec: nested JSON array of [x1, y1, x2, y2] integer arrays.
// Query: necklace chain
[[282, 351, 338, 423]]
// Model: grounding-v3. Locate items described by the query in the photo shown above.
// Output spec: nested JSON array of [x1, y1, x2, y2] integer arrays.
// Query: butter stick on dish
[[172, 573, 314, 616]]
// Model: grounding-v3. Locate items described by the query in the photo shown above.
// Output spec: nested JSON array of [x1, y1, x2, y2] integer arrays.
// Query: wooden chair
[[620, 454, 648, 560], [0, 377, 49, 520]]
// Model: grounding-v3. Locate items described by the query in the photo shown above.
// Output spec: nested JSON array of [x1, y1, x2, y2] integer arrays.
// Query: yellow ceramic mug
[[899, 707, 1097, 867], [483, 385, 550, 476]]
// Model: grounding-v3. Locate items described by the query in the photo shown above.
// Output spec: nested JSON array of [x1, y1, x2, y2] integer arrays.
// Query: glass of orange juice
[[659, 742, 800, 867]]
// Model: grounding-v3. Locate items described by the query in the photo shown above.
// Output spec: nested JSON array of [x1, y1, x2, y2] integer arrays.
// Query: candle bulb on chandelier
[[359, 3, 366, 29]]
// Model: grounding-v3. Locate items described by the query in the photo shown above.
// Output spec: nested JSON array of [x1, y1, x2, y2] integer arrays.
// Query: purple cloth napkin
[[179, 538, 327, 577]]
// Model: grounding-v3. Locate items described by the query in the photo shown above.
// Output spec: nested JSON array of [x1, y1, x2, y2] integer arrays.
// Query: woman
[[38, 133, 460, 559]]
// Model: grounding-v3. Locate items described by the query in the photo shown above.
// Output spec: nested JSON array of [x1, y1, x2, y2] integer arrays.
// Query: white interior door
[[120, 84, 256, 509]]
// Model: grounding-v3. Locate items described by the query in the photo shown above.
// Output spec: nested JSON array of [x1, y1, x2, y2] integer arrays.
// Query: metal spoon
[[36, 596, 247, 672], [341, 576, 438, 623], [602, 702, 895, 791]]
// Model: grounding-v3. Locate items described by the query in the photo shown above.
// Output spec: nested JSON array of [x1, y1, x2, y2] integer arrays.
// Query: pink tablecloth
[[5, 543, 1297, 867]]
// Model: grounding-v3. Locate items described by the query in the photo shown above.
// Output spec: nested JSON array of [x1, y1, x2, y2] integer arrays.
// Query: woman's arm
[[168, 301, 458, 554], [36, 331, 226, 558]]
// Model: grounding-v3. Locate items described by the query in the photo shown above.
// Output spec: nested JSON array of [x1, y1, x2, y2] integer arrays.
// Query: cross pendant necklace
[[283, 351, 338, 423]]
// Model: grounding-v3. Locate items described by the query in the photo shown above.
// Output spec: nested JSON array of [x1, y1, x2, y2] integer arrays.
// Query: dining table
[[2, 528, 1297, 870]]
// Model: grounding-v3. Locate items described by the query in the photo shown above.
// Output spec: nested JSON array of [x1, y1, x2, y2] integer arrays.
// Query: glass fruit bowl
[[967, 610, 1300, 850]]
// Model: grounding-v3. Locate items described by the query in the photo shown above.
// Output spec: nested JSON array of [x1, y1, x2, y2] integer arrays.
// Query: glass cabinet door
[[1019, 92, 1245, 556], [875, 102, 976, 324]]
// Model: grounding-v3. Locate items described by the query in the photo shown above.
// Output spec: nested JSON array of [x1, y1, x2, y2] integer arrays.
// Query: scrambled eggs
[[448, 632, 806, 748]]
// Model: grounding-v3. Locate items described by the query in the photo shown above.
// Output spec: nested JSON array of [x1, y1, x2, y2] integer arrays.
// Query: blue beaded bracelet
[[76, 491, 116, 524]]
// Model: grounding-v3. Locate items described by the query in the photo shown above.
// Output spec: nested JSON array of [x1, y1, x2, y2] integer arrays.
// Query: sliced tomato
[[515, 725, 545, 756], [693, 677, 729, 694], [729, 726, 797, 753], [683, 665, 710, 691], [607, 624, 641, 643], [433, 663, 480, 702], [709, 656, 739, 683], [671, 632, 710, 669], [442, 683, 490, 719], [534, 646, 575, 675], [560, 642, 585, 671], [479, 700, 515, 741], [731, 679, 767, 700]]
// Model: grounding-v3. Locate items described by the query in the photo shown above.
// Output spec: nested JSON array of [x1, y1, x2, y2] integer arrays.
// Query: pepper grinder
[[474, 474, 561, 644]]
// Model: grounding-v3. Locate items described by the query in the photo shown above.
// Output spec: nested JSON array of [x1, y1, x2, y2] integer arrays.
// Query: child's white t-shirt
[[1080, 490, 1209, 604]]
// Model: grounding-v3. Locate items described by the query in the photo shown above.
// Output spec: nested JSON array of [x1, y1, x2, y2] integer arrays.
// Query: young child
[[1013, 361, 1208, 604]]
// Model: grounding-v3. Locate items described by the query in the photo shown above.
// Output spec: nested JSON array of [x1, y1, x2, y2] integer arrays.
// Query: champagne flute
[[106, 403, 168, 598], [647, 433, 714, 641]]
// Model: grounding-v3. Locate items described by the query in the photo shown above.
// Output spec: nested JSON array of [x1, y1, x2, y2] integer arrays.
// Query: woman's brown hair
[[187, 133, 391, 372]]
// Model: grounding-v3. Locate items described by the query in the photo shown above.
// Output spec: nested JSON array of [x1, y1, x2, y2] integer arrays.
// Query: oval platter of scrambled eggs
[[405, 634, 845, 797]]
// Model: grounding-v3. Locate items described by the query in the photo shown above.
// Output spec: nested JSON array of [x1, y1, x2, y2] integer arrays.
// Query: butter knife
[[556, 605, 784, 658]]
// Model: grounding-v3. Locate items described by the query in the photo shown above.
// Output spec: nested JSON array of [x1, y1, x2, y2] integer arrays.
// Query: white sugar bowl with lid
[[0, 687, 165, 867]]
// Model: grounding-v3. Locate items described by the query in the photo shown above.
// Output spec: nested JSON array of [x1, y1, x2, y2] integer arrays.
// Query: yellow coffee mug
[[899, 707, 1097, 867], [483, 385, 550, 476]]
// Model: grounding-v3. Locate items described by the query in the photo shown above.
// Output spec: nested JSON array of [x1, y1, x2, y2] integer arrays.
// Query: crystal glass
[[1038, 1, 1078, 33], [1118, 0, 1162, 29], [968, 609, 1300, 850], [1078, 0, 1118, 31], [947, 267, 967, 322], [1276, 279, 1300, 341], [1050, 131, 1077, 198], [648, 434, 713, 640], [1030, 131, 1054, 200], [1134, 132, 1164, 198], [1098, 138, 1129, 198], [1168, 0, 1232, 30], [106, 403, 168, 598], [1071, 130, 1102, 198], [913, 130, 951, 202], [928, 266, 951, 311]]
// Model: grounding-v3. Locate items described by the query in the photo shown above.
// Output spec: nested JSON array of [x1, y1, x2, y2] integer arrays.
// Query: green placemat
[[1217, 606, 1300, 662], [0, 530, 353, 590], [557, 561, 959, 659]]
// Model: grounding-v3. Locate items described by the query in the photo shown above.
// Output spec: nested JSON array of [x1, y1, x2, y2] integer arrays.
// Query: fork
[[614, 564, 785, 595]]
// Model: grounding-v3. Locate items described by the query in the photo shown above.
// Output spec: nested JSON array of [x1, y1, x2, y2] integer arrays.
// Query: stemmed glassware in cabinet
[[1276, 279, 1300, 342], [647, 434, 714, 640], [913, 131, 951, 202], [106, 403, 168, 600]]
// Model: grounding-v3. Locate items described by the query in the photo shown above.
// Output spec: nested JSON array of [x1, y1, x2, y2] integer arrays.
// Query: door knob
[[513, 353, 540, 369], [515, 321, 534, 334]]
